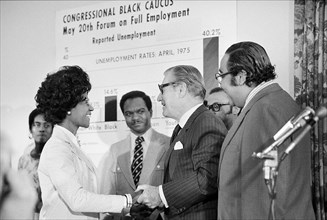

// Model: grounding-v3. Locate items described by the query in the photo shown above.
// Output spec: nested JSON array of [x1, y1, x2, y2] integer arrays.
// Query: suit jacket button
[[117, 167, 120, 171], [157, 165, 160, 168]]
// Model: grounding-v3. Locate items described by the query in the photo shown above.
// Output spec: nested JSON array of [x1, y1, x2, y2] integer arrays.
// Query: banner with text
[[56, 0, 236, 165]]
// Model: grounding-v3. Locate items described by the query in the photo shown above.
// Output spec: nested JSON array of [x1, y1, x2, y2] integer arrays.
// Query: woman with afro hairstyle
[[35, 66, 133, 220]]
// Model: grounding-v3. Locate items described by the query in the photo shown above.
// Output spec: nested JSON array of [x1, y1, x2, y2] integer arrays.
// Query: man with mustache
[[98, 90, 170, 220], [18, 108, 53, 219]]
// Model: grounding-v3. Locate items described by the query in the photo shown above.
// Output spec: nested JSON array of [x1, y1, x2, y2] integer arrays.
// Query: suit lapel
[[218, 83, 282, 169], [69, 141, 97, 174], [140, 130, 167, 183], [116, 136, 135, 189], [165, 105, 207, 179], [55, 128, 96, 174]]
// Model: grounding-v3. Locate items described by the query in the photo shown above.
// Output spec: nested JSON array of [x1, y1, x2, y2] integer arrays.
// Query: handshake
[[129, 190, 154, 219], [128, 185, 164, 220]]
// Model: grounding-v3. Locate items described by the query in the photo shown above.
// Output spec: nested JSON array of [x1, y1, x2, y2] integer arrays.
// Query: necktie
[[131, 136, 144, 186], [170, 124, 181, 144]]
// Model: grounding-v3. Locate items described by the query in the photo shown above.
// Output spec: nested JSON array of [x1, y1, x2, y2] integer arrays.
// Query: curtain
[[294, 0, 327, 219]]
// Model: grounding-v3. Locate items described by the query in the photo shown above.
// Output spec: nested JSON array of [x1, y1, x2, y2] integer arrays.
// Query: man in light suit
[[98, 90, 170, 220], [216, 41, 315, 219], [136, 65, 227, 220]]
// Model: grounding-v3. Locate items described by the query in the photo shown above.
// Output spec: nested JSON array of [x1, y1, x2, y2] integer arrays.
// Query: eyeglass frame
[[206, 102, 230, 112], [215, 71, 234, 82], [158, 81, 179, 94]]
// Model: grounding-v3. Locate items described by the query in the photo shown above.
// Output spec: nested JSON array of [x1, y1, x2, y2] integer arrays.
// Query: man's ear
[[235, 70, 247, 86], [178, 82, 188, 97]]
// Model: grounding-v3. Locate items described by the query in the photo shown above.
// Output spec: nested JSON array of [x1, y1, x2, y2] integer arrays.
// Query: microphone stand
[[262, 116, 318, 220], [253, 120, 307, 220], [260, 149, 278, 220], [252, 106, 327, 220]]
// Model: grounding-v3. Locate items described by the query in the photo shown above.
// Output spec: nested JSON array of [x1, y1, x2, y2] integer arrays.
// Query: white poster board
[[56, 1, 236, 165]]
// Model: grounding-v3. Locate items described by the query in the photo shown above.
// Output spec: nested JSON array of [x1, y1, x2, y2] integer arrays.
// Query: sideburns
[[231, 76, 238, 86]]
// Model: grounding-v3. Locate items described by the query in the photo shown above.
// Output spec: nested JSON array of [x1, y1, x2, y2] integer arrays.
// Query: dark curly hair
[[35, 66, 91, 125], [225, 41, 276, 87], [120, 90, 152, 113]]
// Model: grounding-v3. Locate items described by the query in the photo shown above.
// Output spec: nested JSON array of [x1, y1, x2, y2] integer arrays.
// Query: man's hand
[[130, 202, 155, 220], [136, 185, 164, 209], [130, 190, 143, 204], [129, 189, 155, 219]]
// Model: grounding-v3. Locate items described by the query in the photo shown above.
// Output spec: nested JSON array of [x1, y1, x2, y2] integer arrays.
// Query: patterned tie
[[131, 136, 144, 186], [170, 124, 181, 144]]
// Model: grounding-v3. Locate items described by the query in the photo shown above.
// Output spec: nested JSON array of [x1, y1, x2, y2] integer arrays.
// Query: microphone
[[273, 106, 314, 140], [253, 106, 315, 159], [315, 105, 327, 119], [280, 105, 327, 162]]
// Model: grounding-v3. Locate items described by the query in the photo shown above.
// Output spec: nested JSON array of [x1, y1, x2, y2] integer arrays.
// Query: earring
[[67, 111, 71, 115]]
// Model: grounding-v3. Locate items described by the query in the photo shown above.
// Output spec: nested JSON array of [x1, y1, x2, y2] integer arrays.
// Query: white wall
[[236, 0, 294, 94], [0, 0, 294, 168]]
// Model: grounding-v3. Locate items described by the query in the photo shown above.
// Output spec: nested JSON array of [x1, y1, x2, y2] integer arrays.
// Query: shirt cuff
[[124, 194, 132, 208], [159, 185, 169, 208]]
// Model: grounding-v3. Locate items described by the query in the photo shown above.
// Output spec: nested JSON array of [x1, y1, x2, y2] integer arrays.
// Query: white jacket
[[38, 126, 126, 220]]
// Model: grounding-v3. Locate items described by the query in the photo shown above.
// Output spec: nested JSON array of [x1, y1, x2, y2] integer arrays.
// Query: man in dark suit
[[136, 65, 227, 220], [217, 41, 315, 219]]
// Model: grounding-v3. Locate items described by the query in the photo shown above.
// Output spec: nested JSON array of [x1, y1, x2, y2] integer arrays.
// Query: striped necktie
[[131, 136, 144, 186]]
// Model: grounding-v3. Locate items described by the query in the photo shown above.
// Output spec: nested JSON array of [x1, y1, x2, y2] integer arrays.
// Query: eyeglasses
[[158, 81, 179, 94], [206, 102, 230, 112], [215, 71, 234, 82]]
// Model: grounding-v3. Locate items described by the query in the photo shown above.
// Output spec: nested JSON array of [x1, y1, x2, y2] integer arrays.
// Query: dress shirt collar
[[130, 127, 153, 161], [130, 127, 153, 144], [178, 103, 202, 128], [243, 80, 276, 111]]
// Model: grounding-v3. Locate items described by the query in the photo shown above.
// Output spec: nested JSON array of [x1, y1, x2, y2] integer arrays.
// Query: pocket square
[[174, 141, 183, 150]]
